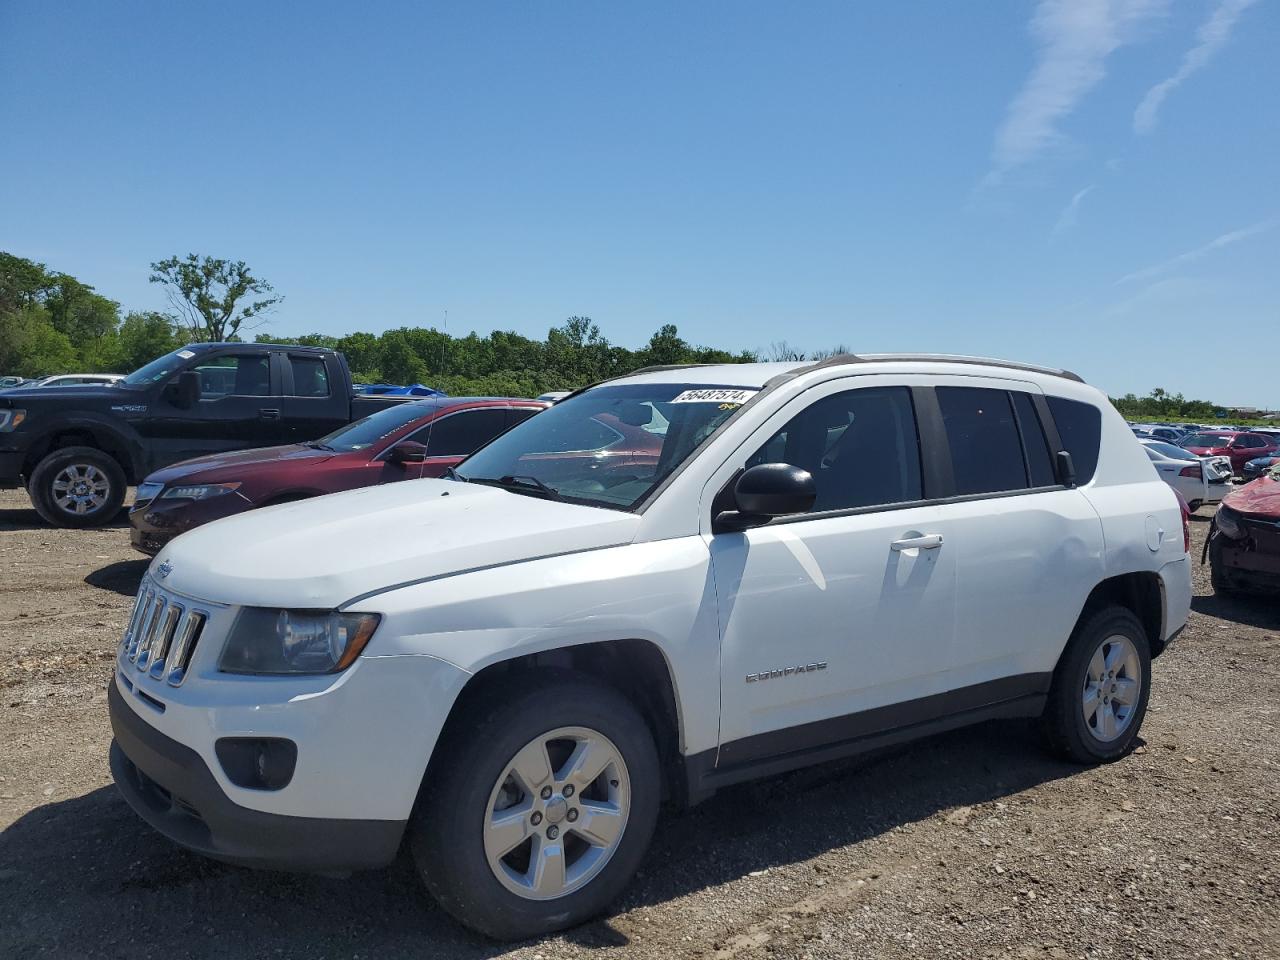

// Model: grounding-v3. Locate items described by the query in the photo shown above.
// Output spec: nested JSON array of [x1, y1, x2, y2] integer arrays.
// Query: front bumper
[[109, 680, 405, 872], [0, 447, 25, 488], [128, 494, 250, 556]]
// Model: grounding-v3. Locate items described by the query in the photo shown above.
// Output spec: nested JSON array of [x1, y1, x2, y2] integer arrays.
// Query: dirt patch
[[1, 492, 1278, 959]]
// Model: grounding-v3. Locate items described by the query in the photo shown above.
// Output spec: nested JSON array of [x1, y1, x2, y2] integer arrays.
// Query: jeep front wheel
[[29, 446, 127, 528], [411, 676, 660, 940]]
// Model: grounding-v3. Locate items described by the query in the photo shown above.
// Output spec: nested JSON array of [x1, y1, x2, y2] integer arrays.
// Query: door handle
[[891, 534, 943, 551], [258, 408, 281, 421]]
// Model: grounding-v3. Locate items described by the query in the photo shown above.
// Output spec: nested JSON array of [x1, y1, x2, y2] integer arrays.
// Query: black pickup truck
[[0, 342, 418, 527]]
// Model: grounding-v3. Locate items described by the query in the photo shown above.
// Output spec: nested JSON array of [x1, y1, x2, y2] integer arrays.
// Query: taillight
[[1180, 501, 1191, 553], [1179, 463, 1202, 479]]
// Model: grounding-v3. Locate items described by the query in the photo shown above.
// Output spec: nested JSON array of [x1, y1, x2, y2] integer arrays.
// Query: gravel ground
[[1, 488, 1277, 960]]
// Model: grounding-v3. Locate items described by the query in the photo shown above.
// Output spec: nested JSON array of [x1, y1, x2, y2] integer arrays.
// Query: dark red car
[[1180, 431, 1280, 475], [1208, 467, 1280, 595], [129, 398, 548, 555]]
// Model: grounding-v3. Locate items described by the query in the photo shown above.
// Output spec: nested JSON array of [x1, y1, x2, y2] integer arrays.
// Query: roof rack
[[796, 353, 1085, 383]]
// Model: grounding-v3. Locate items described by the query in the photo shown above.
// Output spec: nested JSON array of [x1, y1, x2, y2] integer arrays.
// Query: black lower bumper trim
[[108, 680, 405, 873]]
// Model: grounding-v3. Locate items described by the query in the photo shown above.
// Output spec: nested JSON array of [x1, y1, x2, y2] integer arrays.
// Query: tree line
[[0, 250, 1253, 419]]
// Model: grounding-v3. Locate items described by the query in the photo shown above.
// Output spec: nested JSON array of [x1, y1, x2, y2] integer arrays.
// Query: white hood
[[154, 478, 640, 608]]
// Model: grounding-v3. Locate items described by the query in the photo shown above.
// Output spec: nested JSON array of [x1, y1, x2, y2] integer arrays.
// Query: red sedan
[[1180, 431, 1280, 475], [128, 397, 547, 555]]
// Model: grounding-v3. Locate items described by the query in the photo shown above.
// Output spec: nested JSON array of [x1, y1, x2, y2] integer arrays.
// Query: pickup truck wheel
[[411, 677, 660, 940], [1041, 606, 1151, 764], [29, 446, 126, 528]]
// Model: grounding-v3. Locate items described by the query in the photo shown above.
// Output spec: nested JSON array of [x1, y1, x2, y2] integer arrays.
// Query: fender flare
[[25, 412, 147, 481]]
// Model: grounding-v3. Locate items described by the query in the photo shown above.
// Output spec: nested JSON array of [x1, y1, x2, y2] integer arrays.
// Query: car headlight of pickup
[[161, 482, 241, 500], [1215, 505, 1244, 540], [0, 409, 26, 432], [219, 609, 381, 675]]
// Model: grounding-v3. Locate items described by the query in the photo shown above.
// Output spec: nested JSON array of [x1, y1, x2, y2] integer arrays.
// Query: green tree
[[41, 273, 119, 343], [149, 254, 282, 342], [117, 311, 182, 371]]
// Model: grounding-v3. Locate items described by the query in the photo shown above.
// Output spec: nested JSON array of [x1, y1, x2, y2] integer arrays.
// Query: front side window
[[937, 387, 1026, 495], [1146, 441, 1195, 461], [409, 409, 510, 457], [456, 383, 753, 510], [192, 355, 271, 398], [746, 386, 923, 512]]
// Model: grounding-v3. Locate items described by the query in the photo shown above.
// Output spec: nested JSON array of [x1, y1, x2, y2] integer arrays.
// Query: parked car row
[[1, 372, 125, 389], [105, 353, 1193, 940]]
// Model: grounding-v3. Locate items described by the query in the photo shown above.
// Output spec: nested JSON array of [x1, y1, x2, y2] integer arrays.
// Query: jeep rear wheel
[[411, 676, 660, 940], [1041, 605, 1151, 764], [29, 446, 127, 528]]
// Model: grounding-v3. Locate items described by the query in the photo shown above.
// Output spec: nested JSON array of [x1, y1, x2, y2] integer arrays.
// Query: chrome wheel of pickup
[[51, 462, 112, 515], [484, 725, 630, 901], [1082, 634, 1142, 742]]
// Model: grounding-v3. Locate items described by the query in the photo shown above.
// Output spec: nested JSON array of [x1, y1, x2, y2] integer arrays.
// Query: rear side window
[[288, 356, 330, 397], [1046, 397, 1102, 485], [936, 388, 1026, 495], [412, 409, 510, 457]]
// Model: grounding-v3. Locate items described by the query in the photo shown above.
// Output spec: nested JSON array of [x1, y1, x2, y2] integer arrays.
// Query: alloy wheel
[[1082, 634, 1142, 742], [483, 725, 630, 901], [51, 463, 112, 516]]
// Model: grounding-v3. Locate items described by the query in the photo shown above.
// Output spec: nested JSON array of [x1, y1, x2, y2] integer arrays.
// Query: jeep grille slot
[[119, 579, 208, 687]]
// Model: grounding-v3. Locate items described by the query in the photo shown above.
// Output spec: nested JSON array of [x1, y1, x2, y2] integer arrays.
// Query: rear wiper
[[470, 474, 564, 501]]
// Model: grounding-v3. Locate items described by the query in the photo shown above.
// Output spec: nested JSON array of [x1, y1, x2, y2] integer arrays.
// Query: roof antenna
[[418, 309, 449, 480]]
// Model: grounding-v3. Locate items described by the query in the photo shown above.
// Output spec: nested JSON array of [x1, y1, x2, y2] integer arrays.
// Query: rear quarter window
[[1046, 397, 1102, 485]]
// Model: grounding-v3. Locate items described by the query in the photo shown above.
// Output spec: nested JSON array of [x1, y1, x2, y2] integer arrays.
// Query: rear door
[[276, 352, 349, 443], [930, 382, 1105, 690]]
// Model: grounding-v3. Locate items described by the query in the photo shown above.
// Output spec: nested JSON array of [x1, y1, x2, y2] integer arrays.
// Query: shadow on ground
[[84, 559, 149, 597], [1191, 590, 1280, 630], [0, 719, 1083, 958], [0, 503, 128, 533]]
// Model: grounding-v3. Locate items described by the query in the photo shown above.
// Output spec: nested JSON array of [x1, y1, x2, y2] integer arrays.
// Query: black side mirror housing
[[388, 440, 429, 464], [164, 370, 201, 409], [714, 462, 817, 532]]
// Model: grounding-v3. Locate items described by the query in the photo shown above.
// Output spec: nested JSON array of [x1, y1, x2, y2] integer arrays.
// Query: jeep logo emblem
[[156, 560, 173, 580]]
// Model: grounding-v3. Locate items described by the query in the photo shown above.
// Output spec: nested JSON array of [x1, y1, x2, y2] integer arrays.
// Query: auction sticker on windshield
[[671, 388, 757, 404]]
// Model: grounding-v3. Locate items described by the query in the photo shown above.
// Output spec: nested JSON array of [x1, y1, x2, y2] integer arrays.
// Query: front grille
[[120, 579, 208, 687]]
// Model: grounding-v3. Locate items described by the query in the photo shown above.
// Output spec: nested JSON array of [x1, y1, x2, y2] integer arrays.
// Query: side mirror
[[164, 371, 201, 409], [714, 463, 816, 532], [388, 440, 429, 464]]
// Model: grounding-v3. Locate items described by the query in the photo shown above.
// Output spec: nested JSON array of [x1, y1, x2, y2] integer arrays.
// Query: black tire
[[411, 674, 661, 941], [28, 446, 127, 528], [1041, 605, 1151, 764]]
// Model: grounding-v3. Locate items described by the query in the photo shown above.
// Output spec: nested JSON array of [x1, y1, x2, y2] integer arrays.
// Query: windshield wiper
[[304, 440, 335, 451], [469, 474, 564, 501]]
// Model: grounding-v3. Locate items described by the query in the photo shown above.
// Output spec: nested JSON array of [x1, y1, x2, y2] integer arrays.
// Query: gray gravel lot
[[1, 489, 1277, 959]]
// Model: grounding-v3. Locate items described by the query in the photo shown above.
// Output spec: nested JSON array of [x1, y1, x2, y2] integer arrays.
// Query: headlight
[[134, 481, 164, 505], [161, 482, 241, 500], [219, 608, 381, 675], [0, 409, 26, 432], [1216, 505, 1244, 540]]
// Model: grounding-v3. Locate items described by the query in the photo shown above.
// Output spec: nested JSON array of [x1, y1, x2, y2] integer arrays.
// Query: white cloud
[[1050, 184, 1096, 237], [1134, 0, 1259, 134], [1115, 220, 1274, 285], [985, 0, 1169, 185]]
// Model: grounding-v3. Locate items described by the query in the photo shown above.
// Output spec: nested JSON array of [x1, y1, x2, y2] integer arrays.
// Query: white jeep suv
[[108, 355, 1191, 939]]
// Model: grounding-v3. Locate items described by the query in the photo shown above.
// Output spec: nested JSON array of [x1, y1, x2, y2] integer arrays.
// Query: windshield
[[456, 383, 756, 510], [312, 400, 441, 451], [1181, 433, 1232, 447], [123, 347, 197, 386], [1147, 441, 1195, 461]]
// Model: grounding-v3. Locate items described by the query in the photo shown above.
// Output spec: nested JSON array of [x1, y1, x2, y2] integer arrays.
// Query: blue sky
[[2, 1, 1276, 404]]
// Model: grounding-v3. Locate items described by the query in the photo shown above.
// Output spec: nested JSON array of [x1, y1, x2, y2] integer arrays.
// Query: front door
[[144, 350, 282, 470], [708, 380, 959, 768]]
